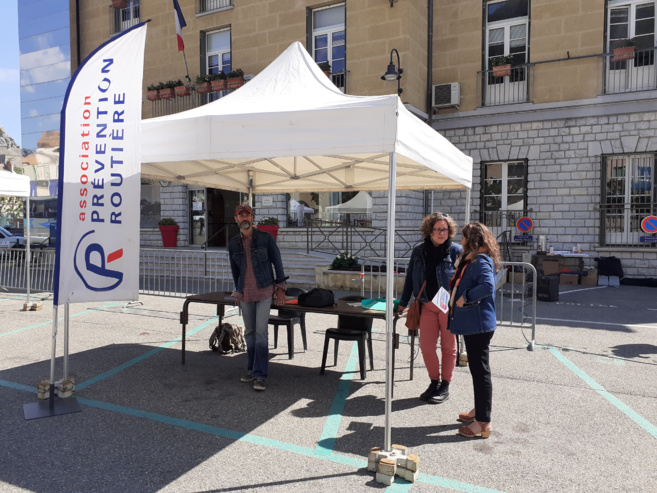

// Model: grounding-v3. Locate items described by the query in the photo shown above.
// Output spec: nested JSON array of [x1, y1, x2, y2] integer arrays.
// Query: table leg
[[410, 331, 415, 381]]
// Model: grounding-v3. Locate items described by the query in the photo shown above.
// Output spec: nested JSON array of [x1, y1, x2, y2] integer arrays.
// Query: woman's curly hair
[[461, 222, 501, 271], [419, 212, 458, 239]]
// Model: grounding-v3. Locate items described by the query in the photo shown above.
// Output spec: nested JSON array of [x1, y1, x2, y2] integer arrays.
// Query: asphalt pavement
[[0, 284, 656, 492]]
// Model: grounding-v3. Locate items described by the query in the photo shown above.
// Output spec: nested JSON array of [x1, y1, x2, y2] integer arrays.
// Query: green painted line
[[315, 342, 359, 456], [0, 302, 123, 337], [77, 317, 218, 390], [549, 347, 657, 439], [0, 379, 35, 393]]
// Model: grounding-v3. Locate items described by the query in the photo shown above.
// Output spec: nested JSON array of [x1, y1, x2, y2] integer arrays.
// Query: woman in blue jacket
[[449, 223, 501, 438], [399, 213, 462, 404]]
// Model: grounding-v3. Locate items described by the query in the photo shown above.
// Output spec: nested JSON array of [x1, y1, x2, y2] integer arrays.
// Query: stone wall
[[437, 112, 657, 279]]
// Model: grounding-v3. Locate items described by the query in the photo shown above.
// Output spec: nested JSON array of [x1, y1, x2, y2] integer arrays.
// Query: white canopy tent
[[0, 170, 34, 305], [326, 191, 373, 214], [140, 41, 473, 450]]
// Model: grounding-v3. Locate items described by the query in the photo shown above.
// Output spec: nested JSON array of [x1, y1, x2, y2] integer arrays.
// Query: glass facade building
[[18, 0, 71, 152], [17, 0, 71, 236]]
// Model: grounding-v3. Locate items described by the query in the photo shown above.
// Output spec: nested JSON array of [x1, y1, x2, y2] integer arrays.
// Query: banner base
[[23, 387, 81, 420]]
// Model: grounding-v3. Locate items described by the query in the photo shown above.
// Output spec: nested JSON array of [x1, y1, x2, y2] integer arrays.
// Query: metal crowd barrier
[[357, 256, 537, 352], [497, 261, 537, 351], [139, 248, 231, 297], [0, 248, 56, 293], [0, 248, 232, 299]]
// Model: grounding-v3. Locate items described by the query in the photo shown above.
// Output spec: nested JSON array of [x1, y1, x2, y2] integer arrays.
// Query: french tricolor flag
[[173, 0, 186, 52]]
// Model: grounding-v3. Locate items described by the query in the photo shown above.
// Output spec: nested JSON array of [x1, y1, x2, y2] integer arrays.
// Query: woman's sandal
[[457, 410, 476, 423], [458, 422, 491, 439]]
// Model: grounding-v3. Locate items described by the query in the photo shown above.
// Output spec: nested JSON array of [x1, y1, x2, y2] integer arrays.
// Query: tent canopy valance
[[140, 42, 472, 194], [0, 170, 30, 198]]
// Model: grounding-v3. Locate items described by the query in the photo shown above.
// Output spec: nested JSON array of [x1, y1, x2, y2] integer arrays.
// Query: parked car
[[0, 226, 26, 248]]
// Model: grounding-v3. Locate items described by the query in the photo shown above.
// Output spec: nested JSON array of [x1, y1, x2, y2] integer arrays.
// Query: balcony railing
[[109, 3, 140, 36], [478, 64, 531, 107], [196, 0, 232, 14], [604, 46, 657, 95]]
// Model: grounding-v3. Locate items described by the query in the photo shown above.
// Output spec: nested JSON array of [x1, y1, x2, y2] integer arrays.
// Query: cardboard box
[[560, 273, 579, 285], [509, 271, 525, 284], [542, 259, 560, 275], [581, 268, 598, 285]]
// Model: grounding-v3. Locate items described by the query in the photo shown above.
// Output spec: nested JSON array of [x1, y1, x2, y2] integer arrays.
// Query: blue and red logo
[[74, 230, 124, 291]]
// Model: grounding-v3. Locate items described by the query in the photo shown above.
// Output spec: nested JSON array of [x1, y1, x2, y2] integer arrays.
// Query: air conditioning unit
[[432, 82, 460, 108]]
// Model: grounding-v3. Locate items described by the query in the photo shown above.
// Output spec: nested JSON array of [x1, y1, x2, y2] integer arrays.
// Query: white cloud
[[0, 67, 19, 83]]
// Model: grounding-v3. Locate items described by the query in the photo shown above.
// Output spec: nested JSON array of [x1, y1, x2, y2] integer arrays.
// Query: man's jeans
[[240, 297, 271, 379]]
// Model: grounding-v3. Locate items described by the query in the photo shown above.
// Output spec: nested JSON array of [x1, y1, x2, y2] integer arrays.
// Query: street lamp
[[381, 48, 403, 95]]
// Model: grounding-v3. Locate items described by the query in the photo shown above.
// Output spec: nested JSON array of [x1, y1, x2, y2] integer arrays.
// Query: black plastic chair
[[320, 295, 374, 380], [269, 287, 307, 359]]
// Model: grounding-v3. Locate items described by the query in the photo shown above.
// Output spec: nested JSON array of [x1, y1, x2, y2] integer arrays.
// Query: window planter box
[[227, 77, 245, 89], [211, 79, 227, 92], [159, 88, 175, 99], [492, 64, 512, 77], [147, 90, 160, 101], [197, 82, 212, 94], [174, 85, 191, 97], [612, 46, 635, 62]]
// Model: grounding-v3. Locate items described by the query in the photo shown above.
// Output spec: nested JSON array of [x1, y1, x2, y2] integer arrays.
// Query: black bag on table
[[297, 288, 335, 307]]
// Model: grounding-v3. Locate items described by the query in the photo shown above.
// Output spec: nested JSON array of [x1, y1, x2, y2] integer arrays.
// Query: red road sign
[[516, 217, 533, 232], [641, 216, 657, 234]]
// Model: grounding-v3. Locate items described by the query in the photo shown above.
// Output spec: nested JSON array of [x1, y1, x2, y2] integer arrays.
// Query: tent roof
[[326, 191, 372, 213], [140, 42, 472, 193], [0, 170, 30, 198]]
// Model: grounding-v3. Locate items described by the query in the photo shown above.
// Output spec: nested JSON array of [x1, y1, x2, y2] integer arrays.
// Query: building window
[[206, 29, 231, 101], [601, 154, 656, 246], [484, 0, 529, 105], [110, 0, 140, 35], [311, 3, 346, 92], [140, 181, 161, 228], [480, 160, 528, 230], [606, 1, 656, 93], [197, 0, 232, 15]]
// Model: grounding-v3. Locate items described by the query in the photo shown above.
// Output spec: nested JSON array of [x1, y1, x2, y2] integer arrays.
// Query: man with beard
[[228, 203, 287, 391]]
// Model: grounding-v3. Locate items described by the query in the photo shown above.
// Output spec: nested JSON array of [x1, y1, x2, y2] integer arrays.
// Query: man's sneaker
[[240, 371, 253, 383], [253, 378, 266, 391]]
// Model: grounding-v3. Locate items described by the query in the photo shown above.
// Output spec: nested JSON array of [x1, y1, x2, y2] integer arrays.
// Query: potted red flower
[[257, 216, 279, 240], [158, 218, 179, 247], [112, 0, 127, 9], [227, 68, 245, 89]]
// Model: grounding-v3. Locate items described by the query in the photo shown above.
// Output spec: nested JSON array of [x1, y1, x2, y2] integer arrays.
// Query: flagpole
[[182, 49, 191, 85]]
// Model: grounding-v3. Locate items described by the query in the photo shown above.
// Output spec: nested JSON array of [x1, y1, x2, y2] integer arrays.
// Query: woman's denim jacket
[[399, 239, 462, 308], [448, 253, 497, 335], [228, 228, 286, 294]]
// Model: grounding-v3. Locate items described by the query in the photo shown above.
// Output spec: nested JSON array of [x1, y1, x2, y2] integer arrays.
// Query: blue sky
[[0, 1, 21, 146]]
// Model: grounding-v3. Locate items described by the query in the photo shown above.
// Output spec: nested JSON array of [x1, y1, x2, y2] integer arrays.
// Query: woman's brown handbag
[[405, 281, 426, 331]]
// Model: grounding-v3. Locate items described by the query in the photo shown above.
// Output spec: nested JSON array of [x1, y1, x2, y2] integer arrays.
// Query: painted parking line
[[77, 316, 218, 391], [315, 342, 359, 456], [0, 302, 123, 337], [0, 366, 504, 492], [558, 286, 608, 295], [549, 347, 657, 439]]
